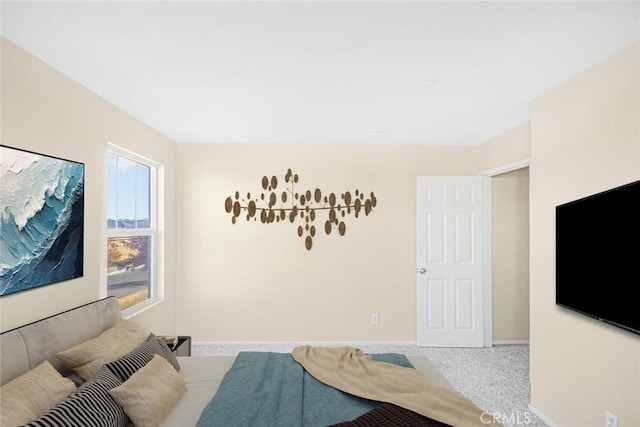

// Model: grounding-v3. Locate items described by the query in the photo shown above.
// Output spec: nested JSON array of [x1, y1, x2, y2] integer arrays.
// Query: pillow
[[105, 333, 180, 382], [23, 366, 129, 427], [0, 360, 75, 426], [56, 319, 149, 380], [64, 372, 85, 387], [108, 355, 187, 427]]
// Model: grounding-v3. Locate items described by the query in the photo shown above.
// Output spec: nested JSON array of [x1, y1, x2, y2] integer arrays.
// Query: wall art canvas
[[0, 145, 84, 296]]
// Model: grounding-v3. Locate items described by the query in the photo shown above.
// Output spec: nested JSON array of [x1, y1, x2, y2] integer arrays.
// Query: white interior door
[[417, 176, 490, 347]]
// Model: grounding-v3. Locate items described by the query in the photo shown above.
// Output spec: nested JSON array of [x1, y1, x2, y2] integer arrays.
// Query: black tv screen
[[556, 180, 640, 336]]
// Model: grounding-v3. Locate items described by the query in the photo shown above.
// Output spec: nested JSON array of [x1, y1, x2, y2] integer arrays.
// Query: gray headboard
[[0, 297, 122, 385]]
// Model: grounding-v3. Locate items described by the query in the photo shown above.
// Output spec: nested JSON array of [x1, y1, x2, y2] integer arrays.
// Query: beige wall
[[530, 41, 640, 426], [0, 38, 179, 334], [176, 141, 531, 342], [478, 122, 532, 343], [477, 122, 531, 172], [491, 168, 530, 342], [177, 144, 471, 341]]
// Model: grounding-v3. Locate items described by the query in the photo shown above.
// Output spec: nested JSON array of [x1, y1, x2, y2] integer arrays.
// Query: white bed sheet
[[161, 356, 235, 427]]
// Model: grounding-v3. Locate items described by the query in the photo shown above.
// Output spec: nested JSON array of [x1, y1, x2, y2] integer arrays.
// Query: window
[[107, 148, 156, 314]]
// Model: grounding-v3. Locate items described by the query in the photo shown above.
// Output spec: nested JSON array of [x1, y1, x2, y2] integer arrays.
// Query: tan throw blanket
[[292, 345, 502, 427]]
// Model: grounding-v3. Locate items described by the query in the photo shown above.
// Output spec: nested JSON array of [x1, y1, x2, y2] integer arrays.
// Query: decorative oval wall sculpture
[[224, 169, 377, 250]]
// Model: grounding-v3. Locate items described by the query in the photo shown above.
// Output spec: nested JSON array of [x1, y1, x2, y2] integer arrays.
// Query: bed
[[0, 297, 498, 427]]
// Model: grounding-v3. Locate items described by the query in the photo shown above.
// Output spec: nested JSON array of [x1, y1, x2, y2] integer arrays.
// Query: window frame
[[106, 145, 158, 317]]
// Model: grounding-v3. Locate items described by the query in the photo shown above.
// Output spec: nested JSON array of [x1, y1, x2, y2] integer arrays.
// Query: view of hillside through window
[[106, 151, 154, 311]]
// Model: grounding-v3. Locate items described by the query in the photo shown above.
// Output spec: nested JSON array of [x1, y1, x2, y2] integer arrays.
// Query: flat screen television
[[556, 180, 640, 336]]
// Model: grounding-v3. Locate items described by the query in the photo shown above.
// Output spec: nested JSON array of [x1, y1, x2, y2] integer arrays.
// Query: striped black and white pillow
[[22, 367, 128, 427], [105, 334, 180, 382]]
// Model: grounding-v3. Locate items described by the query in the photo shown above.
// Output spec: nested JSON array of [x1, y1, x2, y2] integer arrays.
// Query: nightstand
[[172, 336, 191, 356], [160, 336, 192, 356]]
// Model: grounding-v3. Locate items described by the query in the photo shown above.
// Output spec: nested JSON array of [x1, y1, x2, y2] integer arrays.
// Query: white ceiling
[[2, 1, 639, 145]]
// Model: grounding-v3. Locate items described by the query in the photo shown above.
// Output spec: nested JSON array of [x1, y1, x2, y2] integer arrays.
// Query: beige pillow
[[0, 360, 76, 426], [108, 355, 187, 427], [56, 319, 149, 380]]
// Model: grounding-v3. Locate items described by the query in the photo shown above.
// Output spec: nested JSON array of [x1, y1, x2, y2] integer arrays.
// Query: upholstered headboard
[[0, 297, 122, 385]]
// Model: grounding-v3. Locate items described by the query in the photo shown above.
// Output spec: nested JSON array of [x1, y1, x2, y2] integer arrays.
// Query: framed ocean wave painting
[[0, 145, 84, 296]]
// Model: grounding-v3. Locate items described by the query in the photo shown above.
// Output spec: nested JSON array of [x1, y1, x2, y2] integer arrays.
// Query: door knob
[[417, 268, 427, 274]]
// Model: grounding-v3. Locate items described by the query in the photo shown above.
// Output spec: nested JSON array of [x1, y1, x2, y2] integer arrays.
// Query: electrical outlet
[[371, 313, 379, 325], [606, 411, 618, 427]]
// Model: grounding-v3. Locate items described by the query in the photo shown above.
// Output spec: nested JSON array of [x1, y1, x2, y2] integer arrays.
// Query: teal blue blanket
[[195, 351, 413, 427]]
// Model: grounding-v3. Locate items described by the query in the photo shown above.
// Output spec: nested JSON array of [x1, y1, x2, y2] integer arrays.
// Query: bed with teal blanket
[[0, 298, 496, 427], [196, 351, 414, 427], [195, 346, 500, 427]]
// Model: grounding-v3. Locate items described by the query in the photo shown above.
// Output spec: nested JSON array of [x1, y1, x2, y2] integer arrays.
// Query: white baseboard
[[493, 340, 530, 345], [194, 341, 531, 349], [193, 340, 417, 348], [527, 404, 557, 427]]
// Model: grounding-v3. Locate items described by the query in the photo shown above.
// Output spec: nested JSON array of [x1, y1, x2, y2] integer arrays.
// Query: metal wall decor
[[224, 169, 377, 250]]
